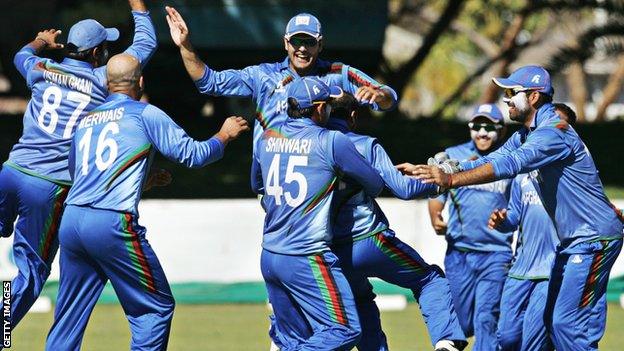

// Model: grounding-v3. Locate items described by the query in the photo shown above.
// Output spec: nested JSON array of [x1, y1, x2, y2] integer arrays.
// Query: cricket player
[[165, 7, 397, 158], [267, 93, 467, 351], [490, 171, 557, 351], [426, 104, 512, 350], [0, 0, 155, 329], [45, 54, 249, 350], [253, 77, 385, 350], [329, 93, 466, 351], [492, 104, 576, 351], [404, 65, 624, 351]]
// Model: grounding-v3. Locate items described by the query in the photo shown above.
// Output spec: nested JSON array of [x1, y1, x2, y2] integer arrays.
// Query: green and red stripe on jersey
[[309, 254, 349, 325], [373, 232, 428, 274], [120, 213, 156, 293], [579, 240, 612, 308], [38, 185, 70, 264], [346, 66, 381, 88], [106, 143, 151, 190], [302, 177, 337, 215]]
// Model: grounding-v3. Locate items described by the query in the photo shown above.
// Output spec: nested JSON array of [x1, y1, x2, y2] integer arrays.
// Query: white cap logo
[[295, 16, 310, 26], [478, 104, 492, 113], [312, 85, 321, 95], [531, 75, 541, 83]]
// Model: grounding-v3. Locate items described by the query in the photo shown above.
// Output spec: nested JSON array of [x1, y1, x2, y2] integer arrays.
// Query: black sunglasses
[[288, 37, 319, 48], [468, 122, 502, 132]]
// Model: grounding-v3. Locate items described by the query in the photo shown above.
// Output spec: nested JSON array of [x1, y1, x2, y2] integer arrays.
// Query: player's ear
[[348, 111, 357, 130], [283, 37, 289, 51], [91, 46, 100, 67], [318, 39, 323, 53]]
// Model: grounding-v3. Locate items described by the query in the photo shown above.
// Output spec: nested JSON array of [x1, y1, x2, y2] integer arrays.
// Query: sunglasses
[[468, 122, 502, 132], [288, 37, 319, 48], [504, 88, 538, 98]]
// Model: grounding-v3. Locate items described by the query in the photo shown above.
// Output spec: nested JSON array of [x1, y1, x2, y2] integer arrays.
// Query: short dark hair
[[329, 92, 358, 120], [554, 102, 577, 125], [286, 97, 315, 118], [64, 43, 92, 61], [64, 42, 105, 62], [537, 92, 553, 105]]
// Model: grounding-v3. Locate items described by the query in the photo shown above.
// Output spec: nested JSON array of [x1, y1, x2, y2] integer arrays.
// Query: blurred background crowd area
[[2, 0, 623, 198]]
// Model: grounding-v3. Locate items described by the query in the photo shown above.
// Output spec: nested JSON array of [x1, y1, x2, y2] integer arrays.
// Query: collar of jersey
[[61, 57, 95, 69], [327, 118, 349, 132], [287, 117, 317, 128], [105, 93, 133, 102], [528, 102, 556, 132]]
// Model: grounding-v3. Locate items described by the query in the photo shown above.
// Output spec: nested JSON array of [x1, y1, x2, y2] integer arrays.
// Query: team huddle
[[0, 0, 622, 350]]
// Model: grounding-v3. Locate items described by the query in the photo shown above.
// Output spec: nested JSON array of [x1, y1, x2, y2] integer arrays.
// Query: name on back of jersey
[[265, 137, 312, 154], [43, 69, 93, 95], [78, 107, 124, 130]]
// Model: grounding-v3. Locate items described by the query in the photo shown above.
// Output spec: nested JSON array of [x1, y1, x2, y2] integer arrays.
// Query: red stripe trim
[[125, 213, 157, 293], [314, 255, 348, 325], [107, 146, 151, 189], [41, 186, 69, 262], [377, 233, 424, 270], [580, 248, 605, 307]]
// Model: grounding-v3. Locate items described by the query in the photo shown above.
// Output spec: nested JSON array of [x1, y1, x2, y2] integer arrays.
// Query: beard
[[508, 92, 531, 122]]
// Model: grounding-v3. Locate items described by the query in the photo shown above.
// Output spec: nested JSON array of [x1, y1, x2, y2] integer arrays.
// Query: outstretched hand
[[165, 6, 190, 48], [431, 211, 447, 236], [216, 116, 250, 144], [488, 208, 508, 230], [412, 164, 452, 187], [34, 29, 64, 50], [144, 168, 172, 192]]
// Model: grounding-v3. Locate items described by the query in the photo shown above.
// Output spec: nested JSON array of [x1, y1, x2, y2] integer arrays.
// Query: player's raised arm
[[122, 0, 157, 67], [339, 65, 397, 111], [165, 6, 257, 97], [165, 6, 204, 81], [13, 29, 64, 80]]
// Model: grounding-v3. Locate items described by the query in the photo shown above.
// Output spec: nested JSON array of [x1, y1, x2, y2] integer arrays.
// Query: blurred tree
[[383, 0, 624, 121]]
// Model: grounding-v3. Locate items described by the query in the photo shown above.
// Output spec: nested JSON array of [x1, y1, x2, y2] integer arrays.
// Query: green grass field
[[11, 303, 624, 350]]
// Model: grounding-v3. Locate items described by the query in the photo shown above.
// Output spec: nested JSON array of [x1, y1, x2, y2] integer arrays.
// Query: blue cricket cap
[[470, 103, 505, 124], [285, 13, 322, 40], [67, 19, 119, 52], [287, 77, 343, 109], [493, 65, 554, 96]]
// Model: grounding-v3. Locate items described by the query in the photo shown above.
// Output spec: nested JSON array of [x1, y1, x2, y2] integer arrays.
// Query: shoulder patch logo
[[571, 255, 583, 264]]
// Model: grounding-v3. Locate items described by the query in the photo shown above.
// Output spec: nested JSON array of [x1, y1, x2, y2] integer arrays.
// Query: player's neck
[[108, 87, 139, 101]]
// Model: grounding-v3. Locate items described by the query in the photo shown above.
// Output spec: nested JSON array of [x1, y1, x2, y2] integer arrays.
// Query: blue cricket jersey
[[193, 58, 398, 157], [327, 118, 438, 242], [497, 172, 558, 279], [435, 141, 513, 252], [252, 118, 384, 255], [65, 93, 224, 215], [6, 11, 157, 185], [461, 103, 624, 249]]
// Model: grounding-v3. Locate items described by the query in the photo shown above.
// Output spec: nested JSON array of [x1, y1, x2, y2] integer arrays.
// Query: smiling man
[[426, 103, 513, 351], [165, 7, 397, 159], [405, 65, 623, 351]]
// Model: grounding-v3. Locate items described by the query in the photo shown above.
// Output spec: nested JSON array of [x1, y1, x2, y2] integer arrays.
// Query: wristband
[[35, 37, 49, 46]]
